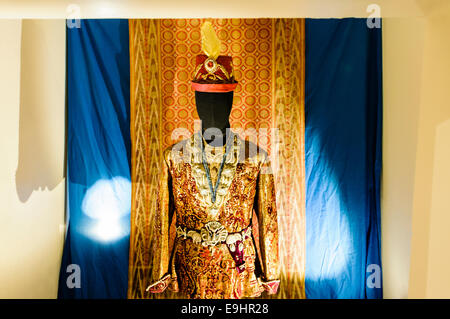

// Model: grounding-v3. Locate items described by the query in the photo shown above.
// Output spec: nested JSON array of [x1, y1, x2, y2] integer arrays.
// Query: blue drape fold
[[305, 18, 383, 299], [58, 19, 131, 299]]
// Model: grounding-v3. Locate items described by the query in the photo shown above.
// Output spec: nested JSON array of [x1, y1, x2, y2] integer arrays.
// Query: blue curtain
[[305, 19, 383, 298], [58, 19, 131, 299]]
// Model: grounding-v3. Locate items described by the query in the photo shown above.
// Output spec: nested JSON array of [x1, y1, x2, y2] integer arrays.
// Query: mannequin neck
[[201, 126, 231, 147], [195, 91, 234, 147]]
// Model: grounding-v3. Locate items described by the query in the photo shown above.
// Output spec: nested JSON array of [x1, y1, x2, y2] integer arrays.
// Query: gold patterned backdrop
[[128, 18, 305, 299]]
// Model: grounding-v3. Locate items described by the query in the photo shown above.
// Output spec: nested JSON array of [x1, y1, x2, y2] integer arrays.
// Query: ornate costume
[[146, 22, 280, 299], [147, 132, 280, 298]]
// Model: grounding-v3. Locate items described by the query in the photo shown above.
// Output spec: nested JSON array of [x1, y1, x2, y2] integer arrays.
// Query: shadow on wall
[[15, 20, 65, 203]]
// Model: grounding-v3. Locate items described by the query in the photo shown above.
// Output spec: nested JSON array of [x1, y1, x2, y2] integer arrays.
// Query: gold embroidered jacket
[[147, 132, 280, 299]]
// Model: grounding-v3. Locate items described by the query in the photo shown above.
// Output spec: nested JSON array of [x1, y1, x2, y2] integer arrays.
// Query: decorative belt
[[176, 221, 252, 273]]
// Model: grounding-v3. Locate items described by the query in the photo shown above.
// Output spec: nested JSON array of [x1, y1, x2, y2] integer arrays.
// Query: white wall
[[382, 2, 450, 299], [381, 17, 425, 298], [0, 19, 66, 298], [0, 0, 425, 18], [409, 5, 450, 298]]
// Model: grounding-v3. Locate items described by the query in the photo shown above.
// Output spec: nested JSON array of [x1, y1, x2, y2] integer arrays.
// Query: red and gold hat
[[191, 22, 238, 93]]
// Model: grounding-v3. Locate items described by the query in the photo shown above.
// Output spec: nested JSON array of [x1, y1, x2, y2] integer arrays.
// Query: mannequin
[[147, 22, 279, 299], [195, 91, 233, 147]]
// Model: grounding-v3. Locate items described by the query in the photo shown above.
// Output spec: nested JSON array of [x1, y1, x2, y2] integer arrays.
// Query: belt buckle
[[201, 221, 228, 247]]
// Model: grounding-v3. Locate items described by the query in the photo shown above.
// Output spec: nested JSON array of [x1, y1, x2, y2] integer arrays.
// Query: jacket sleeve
[[254, 154, 280, 294], [146, 149, 175, 293]]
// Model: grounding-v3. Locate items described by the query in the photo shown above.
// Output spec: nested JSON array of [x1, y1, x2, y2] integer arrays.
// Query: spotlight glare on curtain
[[81, 176, 131, 242]]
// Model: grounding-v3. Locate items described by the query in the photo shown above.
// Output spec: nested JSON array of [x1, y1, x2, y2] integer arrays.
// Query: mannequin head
[[195, 91, 234, 145]]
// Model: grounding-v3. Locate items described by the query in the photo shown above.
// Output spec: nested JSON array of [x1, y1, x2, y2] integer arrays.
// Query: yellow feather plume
[[201, 22, 221, 60]]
